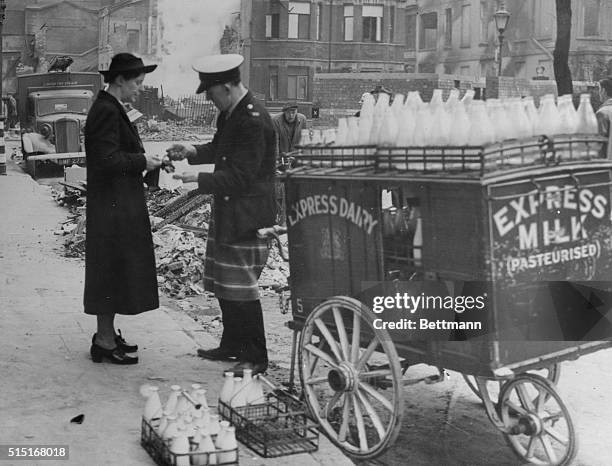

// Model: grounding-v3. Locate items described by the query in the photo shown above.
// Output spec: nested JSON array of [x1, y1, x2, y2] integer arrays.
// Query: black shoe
[[92, 332, 138, 353], [90, 342, 138, 365], [227, 361, 268, 377], [196, 347, 239, 361], [115, 329, 138, 353]]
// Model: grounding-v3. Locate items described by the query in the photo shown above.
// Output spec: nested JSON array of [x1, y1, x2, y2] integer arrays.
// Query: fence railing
[[162, 94, 218, 126]]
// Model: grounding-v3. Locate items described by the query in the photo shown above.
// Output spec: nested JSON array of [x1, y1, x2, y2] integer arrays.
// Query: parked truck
[[16, 71, 102, 178]]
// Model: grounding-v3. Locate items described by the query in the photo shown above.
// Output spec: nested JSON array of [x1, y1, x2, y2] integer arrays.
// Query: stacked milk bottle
[[219, 369, 266, 408], [141, 383, 238, 465], [327, 90, 599, 148]]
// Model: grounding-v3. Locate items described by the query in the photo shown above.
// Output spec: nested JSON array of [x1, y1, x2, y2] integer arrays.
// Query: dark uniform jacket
[[189, 91, 277, 244], [83, 90, 159, 315]]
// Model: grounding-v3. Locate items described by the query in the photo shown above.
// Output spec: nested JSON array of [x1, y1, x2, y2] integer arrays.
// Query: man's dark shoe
[[197, 347, 239, 361], [227, 361, 268, 377]]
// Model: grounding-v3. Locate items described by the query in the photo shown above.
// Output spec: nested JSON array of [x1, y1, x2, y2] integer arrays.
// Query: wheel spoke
[[338, 395, 351, 442], [356, 338, 379, 370], [542, 411, 564, 424], [306, 375, 328, 385], [352, 393, 369, 452], [543, 425, 569, 445], [350, 311, 361, 364], [324, 391, 343, 419], [359, 369, 393, 380], [504, 400, 529, 417], [332, 306, 350, 361], [309, 339, 326, 374], [314, 318, 343, 363], [304, 343, 340, 370], [356, 388, 386, 441], [539, 435, 558, 463], [535, 384, 547, 412], [359, 381, 393, 413], [525, 436, 538, 460], [516, 384, 535, 411]]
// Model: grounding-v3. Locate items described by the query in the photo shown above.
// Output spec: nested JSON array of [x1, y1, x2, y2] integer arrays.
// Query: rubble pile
[[179, 202, 211, 229], [259, 235, 290, 292], [153, 225, 207, 298], [51, 186, 85, 210], [51, 186, 87, 257], [53, 186, 290, 298], [137, 121, 215, 142], [146, 188, 182, 214]]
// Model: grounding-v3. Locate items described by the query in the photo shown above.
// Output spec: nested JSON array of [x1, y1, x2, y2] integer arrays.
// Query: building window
[[362, 5, 383, 42], [534, 0, 554, 38], [444, 8, 452, 47], [460, 65, 471, 76], [406, 12, 416, 50], [344, 5, 354, 41], [288, 2, 311, 39], [265, 14, 280, 38], [515, 61, 526, 77], [583, 0, 600, 36], [127, 30, 140, 52], [315, 3, 322, 40], [419, 12, 437, 50], [460, 5, 471, 47], [269, 67, 279, 101], [480, 1, 490, 42], [288, 74, 308, 100], [389, 6, 395, 43]]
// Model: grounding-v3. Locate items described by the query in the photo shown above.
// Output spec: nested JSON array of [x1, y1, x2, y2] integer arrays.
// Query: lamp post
[[328, 0, 333, 72], [0, 0, 5, 107], [494, 3, 511, 77]]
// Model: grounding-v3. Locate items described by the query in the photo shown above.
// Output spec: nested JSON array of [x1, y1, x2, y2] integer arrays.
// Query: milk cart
[[274, 134, 612, 465]]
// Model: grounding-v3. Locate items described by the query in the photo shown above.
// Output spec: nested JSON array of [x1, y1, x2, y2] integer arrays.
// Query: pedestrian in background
[[596, 77, 612, 139], [85, 53, 162, 365], [167, 54, 276, 376], [272, 101, 307, 165]]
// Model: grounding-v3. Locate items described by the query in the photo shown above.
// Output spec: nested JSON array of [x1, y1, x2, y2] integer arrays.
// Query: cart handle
[[257, 225, 289, 260]]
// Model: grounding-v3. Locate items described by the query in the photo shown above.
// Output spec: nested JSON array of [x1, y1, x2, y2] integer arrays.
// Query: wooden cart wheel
[[298, 296, 403, 459], [498, 374, 577, 466], [462, 364, 560, 404]]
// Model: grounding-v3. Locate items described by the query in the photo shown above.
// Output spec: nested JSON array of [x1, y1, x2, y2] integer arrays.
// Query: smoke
[[147, 0, 241, 97]]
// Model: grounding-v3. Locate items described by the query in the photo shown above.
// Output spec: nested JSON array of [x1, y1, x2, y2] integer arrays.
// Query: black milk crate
[[218, 391, 319, 458], [141, 417, 239, 466], [294, 145, 377, 169]]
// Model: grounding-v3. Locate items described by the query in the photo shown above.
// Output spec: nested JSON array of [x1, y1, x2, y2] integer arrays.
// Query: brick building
[[240, 0, 412, 105], [239, 0, 612, 105], [1, 0, 160, 93], [98, 0, 160, 71], [411, 0, 612, 81]]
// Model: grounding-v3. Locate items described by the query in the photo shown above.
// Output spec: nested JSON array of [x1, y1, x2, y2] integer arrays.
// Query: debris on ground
[[137, 121, 215, 142], [53, 183, 290, 297], [153, 225, 206, 298]]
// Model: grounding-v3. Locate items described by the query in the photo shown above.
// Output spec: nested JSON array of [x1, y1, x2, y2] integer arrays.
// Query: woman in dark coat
[[84, 53, 162, 364]]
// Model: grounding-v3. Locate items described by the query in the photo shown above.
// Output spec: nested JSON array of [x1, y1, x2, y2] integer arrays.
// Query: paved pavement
[[0, 154, 353, 466]]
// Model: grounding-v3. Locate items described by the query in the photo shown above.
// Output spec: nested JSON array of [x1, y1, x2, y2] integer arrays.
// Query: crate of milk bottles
[[140, 384, 239, 466], [217, 371, 319, 458]]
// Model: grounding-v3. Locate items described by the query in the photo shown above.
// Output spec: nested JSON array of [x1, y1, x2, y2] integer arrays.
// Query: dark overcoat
[[190, 90, 277, 244], [189, 90, 276, 301], [83, 90, 159, 315]]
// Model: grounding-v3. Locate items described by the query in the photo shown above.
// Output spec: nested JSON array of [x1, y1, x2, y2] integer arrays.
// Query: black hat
[[99, 53, 157, 82], [282, 101, 299, 111], [192, 54, 244, 94]]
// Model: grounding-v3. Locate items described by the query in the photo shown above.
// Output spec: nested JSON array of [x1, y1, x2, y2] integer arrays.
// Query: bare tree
[[553, 0, 573, 95]]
